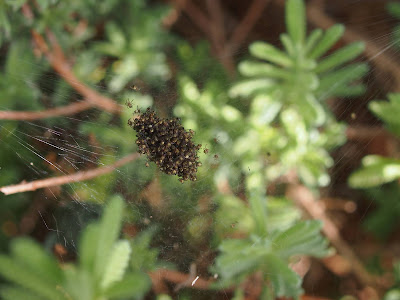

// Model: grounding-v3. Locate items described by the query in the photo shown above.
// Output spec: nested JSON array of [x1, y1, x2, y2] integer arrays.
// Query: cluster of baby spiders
[[128, 107, 202, 183]]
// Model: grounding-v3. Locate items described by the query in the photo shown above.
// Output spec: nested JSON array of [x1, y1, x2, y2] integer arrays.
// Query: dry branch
[[0, 101, 92, 120], [0, 153, 139, 195], [286, 184, 383, 289], [148, 268, 214, 291], [31, 30, 121, 114]]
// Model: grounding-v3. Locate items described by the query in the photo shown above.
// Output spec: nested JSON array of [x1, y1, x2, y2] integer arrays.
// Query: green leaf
[[387, 2, 400, 19], [101, 240, 132, 290], [0, 286, 45, 300], [79, 223, 100, 271], [308, 24, 345, 59], [94, 195, 125, 280], [229, 79, 275, 98], [314, 42, 365, 73], [130, 228, 159, 272], [280, 33, 295, 56], [304, 29, 323, 54], [11, 238, 63, 285], [249, 42, 292, 67], [286, 0, 305, 45], [238, 61, 291, 79], [264, 254, 302, 298], [317, 63, 368, 98], [0, 256, 65, 300], [349, 155, 400, 188], [103, 272, 151, 298], [215, 238, 270, 280], [369, 94, 400, 135], [272, 220, 329, 259], [63, 266, 94, 300]]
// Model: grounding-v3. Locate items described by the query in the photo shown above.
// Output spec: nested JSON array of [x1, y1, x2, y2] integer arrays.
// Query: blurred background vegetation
[[0, 0, 400, 299]]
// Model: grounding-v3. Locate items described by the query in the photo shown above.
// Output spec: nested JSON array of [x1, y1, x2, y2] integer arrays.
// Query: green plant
[[349, 93, 400, 188], [0, 196, 151, 300], [173, 0, 367, 298]]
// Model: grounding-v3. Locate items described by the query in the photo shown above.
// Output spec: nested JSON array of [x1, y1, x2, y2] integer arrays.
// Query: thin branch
[[172, 0, 212, 37], [0, 101, 92, 120], [148, 268, 214, 291], [0, 153, 139, 195], [31, 31, 121, 113], [307, 2, 400, 92], [286, 184, 382, 289], [225, 0, 271, 56], [21, 4, 121, 114]]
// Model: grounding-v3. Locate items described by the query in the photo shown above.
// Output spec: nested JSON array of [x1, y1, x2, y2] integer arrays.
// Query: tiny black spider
[[214, 154, 219, 159], [203, 146, 209, 154], [129, 107, 202, 182]]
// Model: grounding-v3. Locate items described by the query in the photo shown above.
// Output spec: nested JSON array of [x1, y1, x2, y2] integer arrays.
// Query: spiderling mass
[[128, 107, 202, 182]]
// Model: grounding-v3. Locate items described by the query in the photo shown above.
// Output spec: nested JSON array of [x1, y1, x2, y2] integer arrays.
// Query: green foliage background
[[0, 0, 398, 299]]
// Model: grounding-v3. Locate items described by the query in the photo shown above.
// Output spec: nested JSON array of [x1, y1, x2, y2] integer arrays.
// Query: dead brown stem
[[0, 101, 92, 120], [286, 184, 382, 289], [172, 0, 211, 37], [30, 31, 121, 114], [0, 153, 139, 195], [225, 0, 271, 56], [148, 268, 214, 291]]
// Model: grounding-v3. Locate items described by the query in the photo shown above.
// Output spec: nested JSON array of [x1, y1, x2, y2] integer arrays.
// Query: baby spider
[[145, 162, 150, 167], [125, 99, 134, 108], [203, 145, 209, 154], [130, 84, 140, 91], [214, 154, 219, 159]]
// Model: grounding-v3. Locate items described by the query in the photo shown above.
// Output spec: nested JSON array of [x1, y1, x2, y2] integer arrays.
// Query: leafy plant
[[174, 0, 363, 298], [0, 196, 151, 300], [349, 93, 400, 188]]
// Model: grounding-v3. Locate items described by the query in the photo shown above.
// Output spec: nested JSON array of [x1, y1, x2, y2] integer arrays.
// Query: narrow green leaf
[[216, 239, 270, 279], [62, 266, 93, 300], [101, 240, 132, 290], [315, 42, 365, 73], [318, 63, 368, 91], [94, 195, 125, 280], [280, 33, 295, 56], [229, 79, 274, 98], [272, 220, 329, 259], [11, 238, 63, 285], [103, 273, 151, 298], [249, 42, 292, 67], [79, 223, 100, 271], [264, 254, 302, 298], [305, 29, 323, 54], [0, 256, 65, 300], [239, 61, 291, 79], [286, 0, 306, 45], [349, 156, 400, 188], [387, 2, 400, 19], [308, 24, 345, 59], [0, 286, 45, 300]]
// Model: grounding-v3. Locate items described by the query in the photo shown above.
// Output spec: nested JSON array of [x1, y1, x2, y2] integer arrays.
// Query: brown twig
[[307, 2, 400, 92], [0, 101, 92, 120], [148, 268, 214, 291], [0, 153, 139, 195], [31, 30, 121, 114], [173, 0, 211, 37], [225, 0, 271, 56], [286, 184, 382, 289]]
